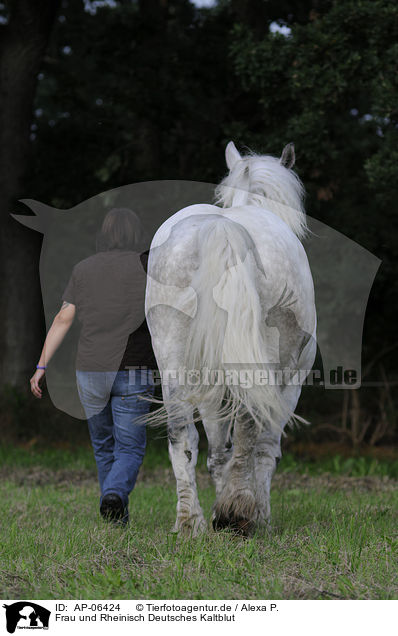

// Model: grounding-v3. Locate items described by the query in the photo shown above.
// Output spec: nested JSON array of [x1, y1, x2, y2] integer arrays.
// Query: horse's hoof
[[212, 513, 255, 537], [174, 516, 207, 537]]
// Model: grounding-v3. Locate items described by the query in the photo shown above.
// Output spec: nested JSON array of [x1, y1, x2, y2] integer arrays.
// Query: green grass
[[0, 445, 397, 599], [1, 441, 397, 477], [278, 452, 398, 478]]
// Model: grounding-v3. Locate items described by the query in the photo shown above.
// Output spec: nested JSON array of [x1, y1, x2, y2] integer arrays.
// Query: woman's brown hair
[[96, 208, 146, 252]]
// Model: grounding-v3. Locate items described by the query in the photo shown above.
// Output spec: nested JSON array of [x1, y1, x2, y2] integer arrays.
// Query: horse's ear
[[280, 143, 295, 169], [225, 141, 242, 170], [11, 199, 57, 234]]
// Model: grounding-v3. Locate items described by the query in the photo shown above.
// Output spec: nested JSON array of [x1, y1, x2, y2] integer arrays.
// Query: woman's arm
[[30, 301, 76, 398]]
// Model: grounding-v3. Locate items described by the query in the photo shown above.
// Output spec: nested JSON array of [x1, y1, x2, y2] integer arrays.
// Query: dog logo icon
[[3, 602, 50, 633]]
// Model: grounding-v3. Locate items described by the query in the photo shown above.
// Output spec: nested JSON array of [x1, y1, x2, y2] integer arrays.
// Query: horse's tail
[[179, 216, 293, 433]]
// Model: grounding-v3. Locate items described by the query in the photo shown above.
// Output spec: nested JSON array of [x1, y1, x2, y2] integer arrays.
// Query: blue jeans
[[76, 369, 154, 518]]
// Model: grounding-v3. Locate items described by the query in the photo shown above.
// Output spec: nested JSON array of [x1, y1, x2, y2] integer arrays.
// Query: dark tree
[[0, 0, 60, 386]]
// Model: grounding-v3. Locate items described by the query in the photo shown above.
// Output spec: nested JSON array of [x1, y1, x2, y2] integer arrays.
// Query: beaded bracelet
[[36, 365, 47, 370]]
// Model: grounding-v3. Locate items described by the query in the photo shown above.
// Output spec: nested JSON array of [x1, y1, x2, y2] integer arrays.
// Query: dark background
[[0, 0, 396, 455]]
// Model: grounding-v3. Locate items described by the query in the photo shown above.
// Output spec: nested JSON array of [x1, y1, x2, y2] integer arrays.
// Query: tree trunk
[[0, 0, 60, 388]]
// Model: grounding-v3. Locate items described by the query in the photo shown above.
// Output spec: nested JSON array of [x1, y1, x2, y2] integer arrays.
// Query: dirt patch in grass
[[0, 466, 97, 487], [273, 471, 397, 493], [139, 466, 397, 493], [1, 464, 395, 494]]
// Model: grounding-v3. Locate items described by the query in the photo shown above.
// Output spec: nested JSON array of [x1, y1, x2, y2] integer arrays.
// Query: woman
[[30, 208, 157, 525]]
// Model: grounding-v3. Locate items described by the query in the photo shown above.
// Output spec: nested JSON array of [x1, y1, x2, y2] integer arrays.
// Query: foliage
[[28, 0, 237, 206], [228, 0, 398, 363], [5, 0, 397, 439]]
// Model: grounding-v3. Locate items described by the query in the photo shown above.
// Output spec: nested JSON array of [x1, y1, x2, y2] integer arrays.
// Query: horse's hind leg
[[254, 385, 303, 527], [253, 427, 282, 528], [212, 412, 259, 536], [198, 406, 232, 496], [166, 393, 207, 536]]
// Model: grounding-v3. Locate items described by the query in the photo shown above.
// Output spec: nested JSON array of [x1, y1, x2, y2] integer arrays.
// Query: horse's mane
[[214, 151, 307, 239]]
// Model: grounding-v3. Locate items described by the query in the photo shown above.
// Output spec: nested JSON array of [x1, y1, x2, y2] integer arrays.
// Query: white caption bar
[[1, 599, 395, 635]]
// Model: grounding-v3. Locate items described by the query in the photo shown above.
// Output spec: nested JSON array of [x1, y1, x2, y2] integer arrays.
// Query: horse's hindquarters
[[146, 204, 316, 535]]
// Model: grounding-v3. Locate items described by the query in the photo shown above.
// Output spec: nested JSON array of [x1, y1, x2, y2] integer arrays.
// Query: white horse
[[145, 141, 316, 536]]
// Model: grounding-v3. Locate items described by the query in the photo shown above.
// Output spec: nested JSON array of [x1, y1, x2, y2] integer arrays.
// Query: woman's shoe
[[100, 493, 128, 524]]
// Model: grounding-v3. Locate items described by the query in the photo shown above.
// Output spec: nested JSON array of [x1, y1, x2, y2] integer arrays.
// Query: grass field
[[0, 444, 396, 600]]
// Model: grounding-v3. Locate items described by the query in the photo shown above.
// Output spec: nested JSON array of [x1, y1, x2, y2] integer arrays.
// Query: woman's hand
[[30, 368, 46, 398], [29, 301, 76, 399]]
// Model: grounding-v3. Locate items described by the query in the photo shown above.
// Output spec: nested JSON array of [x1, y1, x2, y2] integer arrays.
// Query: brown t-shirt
[[62, 249, 157, 371]]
